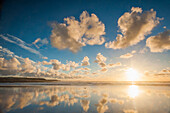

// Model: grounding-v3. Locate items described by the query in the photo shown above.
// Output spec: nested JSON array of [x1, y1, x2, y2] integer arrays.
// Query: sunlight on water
[[0, 84, 169, 113], [128, 85, 140, 98]]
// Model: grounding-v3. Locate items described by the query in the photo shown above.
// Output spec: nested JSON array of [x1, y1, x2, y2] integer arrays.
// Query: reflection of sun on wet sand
[[128, 85, 140, 98]]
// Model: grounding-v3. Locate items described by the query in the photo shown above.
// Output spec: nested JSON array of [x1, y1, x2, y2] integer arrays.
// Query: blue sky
[[0, 0, 169, 81]]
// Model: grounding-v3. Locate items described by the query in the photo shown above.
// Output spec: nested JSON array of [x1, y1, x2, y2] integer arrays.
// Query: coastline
[[0, 77, 59, 83]]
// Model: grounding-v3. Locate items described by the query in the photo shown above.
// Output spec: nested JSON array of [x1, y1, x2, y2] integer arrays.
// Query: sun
[[125, 68, 140, 81]]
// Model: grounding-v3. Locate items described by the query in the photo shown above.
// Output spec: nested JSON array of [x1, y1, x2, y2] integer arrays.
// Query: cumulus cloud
[[21, 58, 36, 73], [163, 26, 166, 29], [0, 56, 42, 77], [79, 67, 91, 71], [99, 62, 106, 68], [0, 46, 123, 79], [49, 59, 79, 72], [146, 30, 170, 52], [81, 56, 90, 66], [50, 22, 83, 53], [50, 59, 62, 70], [0, 46, 40, 76], [69, 67, 91, 76], [120, 50, 136, 59], [101, 68, 108, 72], [94, 53, 107, 63], [105, 7, 161, 49], [0, 57, 21, 75], [50, 11, 105, 53], [0, 46, 50, 77], [94, 53, 122, 73], [94, 53, 109, 72], [0, 46, 87, 79], [67, 61, 79, 68], [42, 61, 52, 65], [3, 58, 20, 70], [61, 64, 71, 71]]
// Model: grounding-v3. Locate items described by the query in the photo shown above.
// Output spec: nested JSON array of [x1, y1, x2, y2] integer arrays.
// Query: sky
[[0, 0, 169, 81]]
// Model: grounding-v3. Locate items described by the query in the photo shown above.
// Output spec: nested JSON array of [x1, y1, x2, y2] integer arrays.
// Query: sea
[[0, 81, 169, 113]]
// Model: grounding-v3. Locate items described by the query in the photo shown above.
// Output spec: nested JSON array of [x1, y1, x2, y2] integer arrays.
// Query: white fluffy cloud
[[94, 53, 107, 69], [50, 59, 62, 70], [21, 58, 36, 73], [50, 59, 79, 71], [105, 7, 160, 49], [146, 30, 170, 52], [94, 53, 122, 73], [67, 61, 79, 68], [0, 56, 38, 76], [0, 57, 21, 75], [94, 53, 107, 63], [3, 58, 21, 70], [81, 56, 90, 66], [50, 11, 105, 53], [42, 61, 52, 65], [0, 46, 88, 79], [50, 23, 83, 53]]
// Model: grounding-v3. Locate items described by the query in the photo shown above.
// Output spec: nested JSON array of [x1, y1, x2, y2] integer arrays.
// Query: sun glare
[[128, 85, 140, 98], [125, 68, 140, 81]]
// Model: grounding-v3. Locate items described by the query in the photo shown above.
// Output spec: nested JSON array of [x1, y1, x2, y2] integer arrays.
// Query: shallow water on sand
[[0, 83, 170, 113]]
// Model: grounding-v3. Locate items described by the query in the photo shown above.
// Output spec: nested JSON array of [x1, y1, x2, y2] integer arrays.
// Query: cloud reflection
[[95, 98, 108, 113], [80, 99, 90, 112], [0, 85, 169, 113]]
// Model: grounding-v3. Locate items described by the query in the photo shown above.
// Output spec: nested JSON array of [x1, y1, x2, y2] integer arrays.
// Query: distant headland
[[0, 77, 59, 83]]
